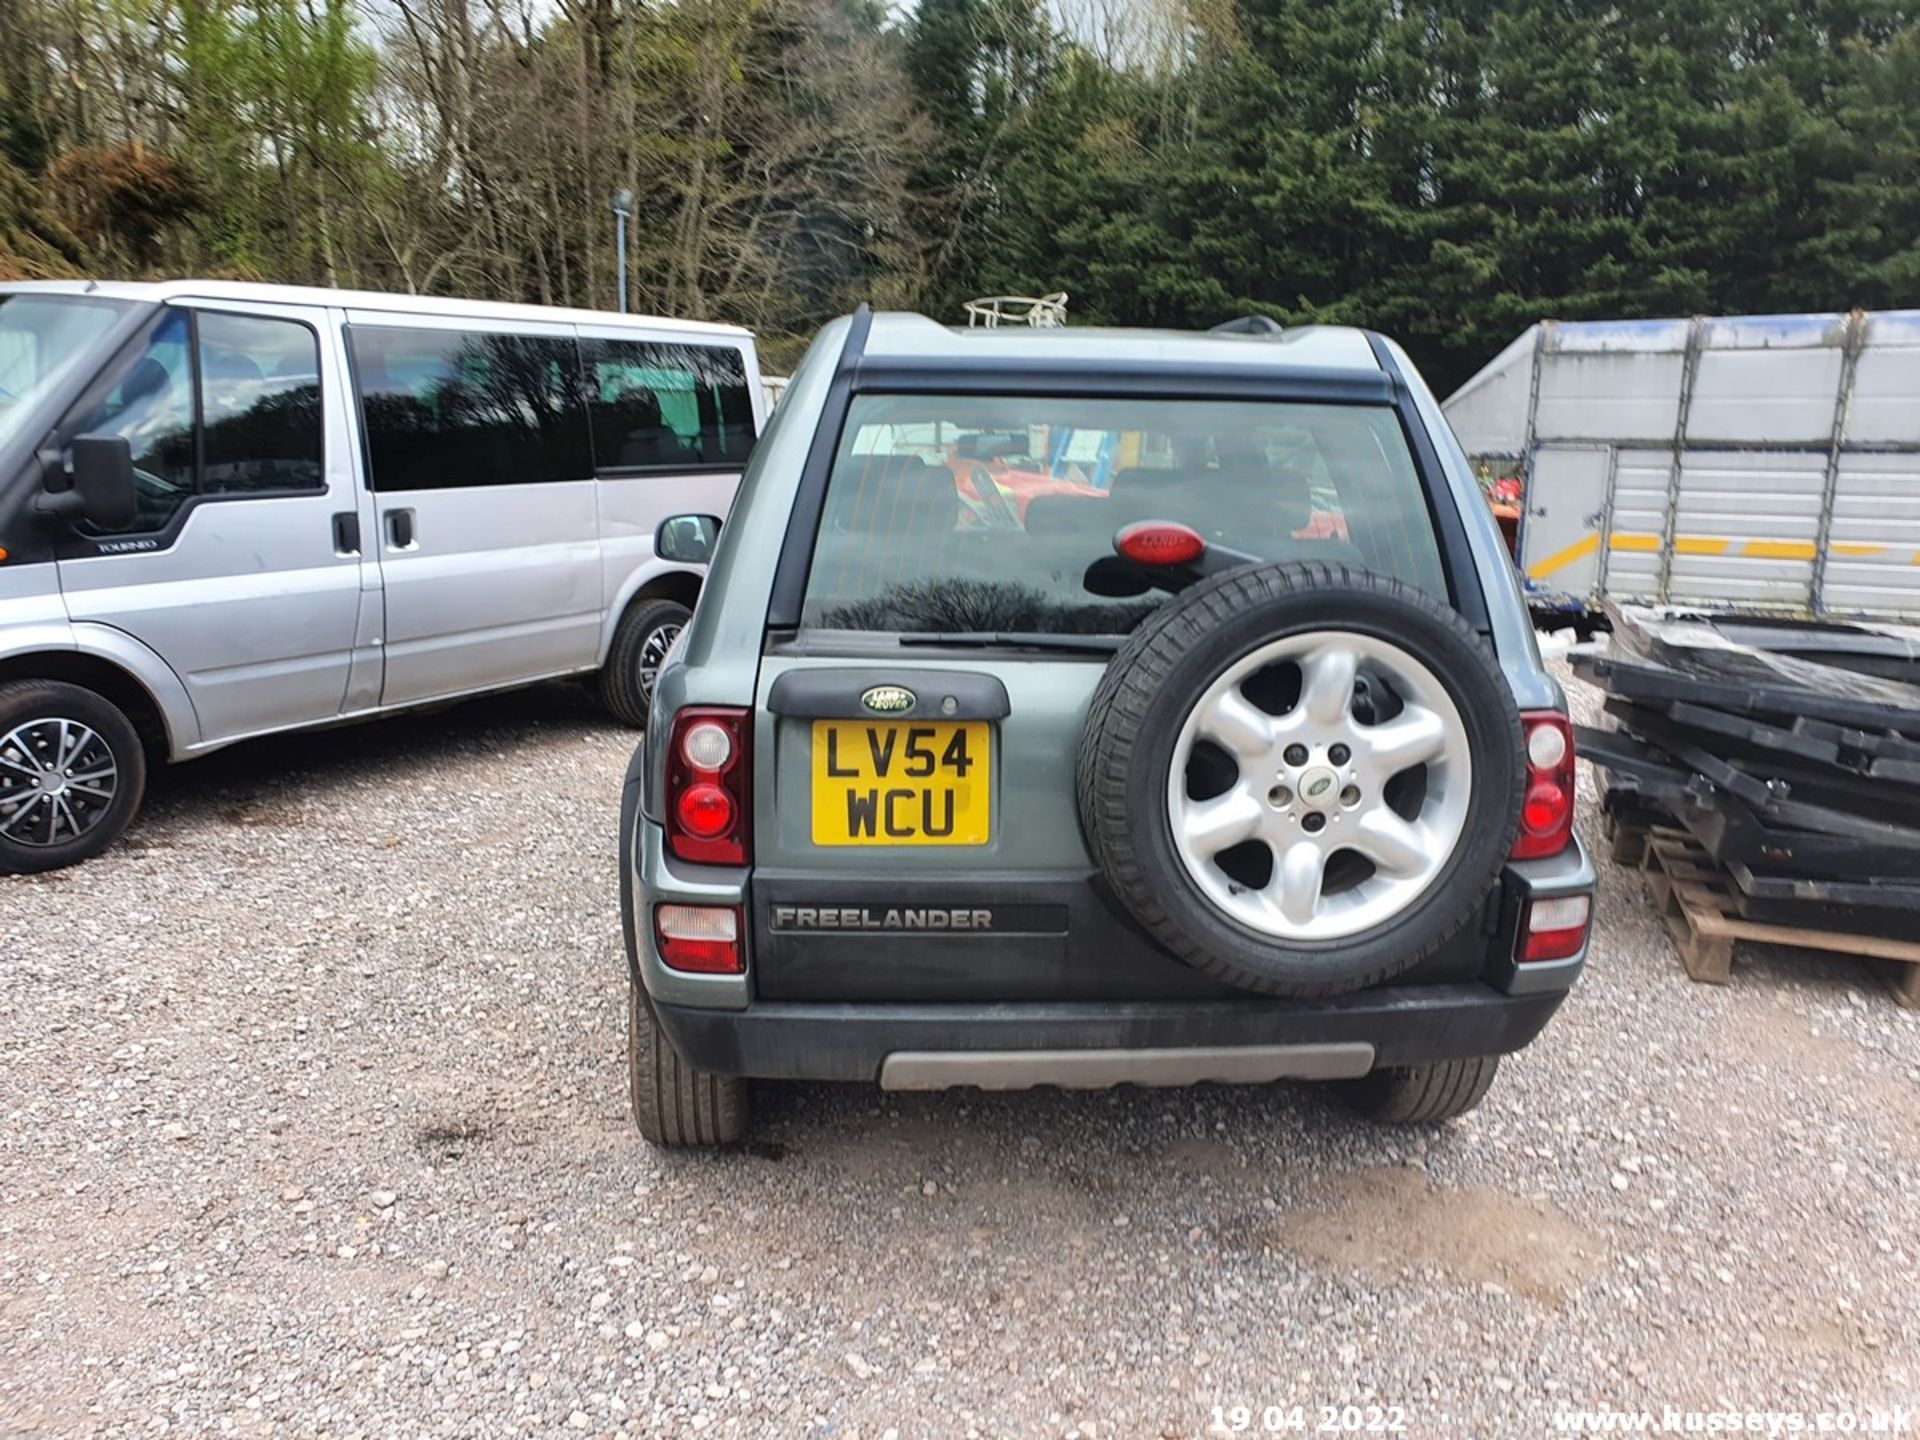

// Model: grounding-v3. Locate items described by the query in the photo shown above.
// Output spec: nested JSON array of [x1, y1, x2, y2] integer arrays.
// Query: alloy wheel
[[1166, 630, 1472, 942], [0, 716, 121, 848]]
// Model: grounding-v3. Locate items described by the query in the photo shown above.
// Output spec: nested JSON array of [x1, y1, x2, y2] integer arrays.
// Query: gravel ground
[[3, 669, 1918, 1439]]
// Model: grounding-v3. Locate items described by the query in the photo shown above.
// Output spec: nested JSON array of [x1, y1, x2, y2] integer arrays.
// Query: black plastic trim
[[843, 361, 1394, 403], [1364, 332, 1490, 634], [747, 866, 1529, 1003], [653, 986, 1569, 1082], [594, 461, 751, 480], [765, 667, 1010, 720], [767, 306, 872, 626]]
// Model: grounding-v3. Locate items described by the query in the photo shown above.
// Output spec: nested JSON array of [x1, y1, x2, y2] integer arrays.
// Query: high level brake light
[[664, 707, 751, 865], [1511, 712, 1575, 860], [1115, 521, 1206, 567]]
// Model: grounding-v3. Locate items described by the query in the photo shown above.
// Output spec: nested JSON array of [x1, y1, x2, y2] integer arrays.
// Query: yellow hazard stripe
[[1524, 532, 1598, 580], [1527, 531, 1915, 581]]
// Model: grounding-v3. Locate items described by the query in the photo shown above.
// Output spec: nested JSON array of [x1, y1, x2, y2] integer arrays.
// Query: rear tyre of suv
[[1079, 561, 1523, 998], [0, 680, 147, 875], [627, 982, 749, 1148], [1336, 1055, 1501, 1124], [601, 598, 692, 729]]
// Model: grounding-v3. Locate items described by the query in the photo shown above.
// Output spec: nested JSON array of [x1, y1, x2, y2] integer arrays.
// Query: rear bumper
[[651, 984, 1570, 1084], [618, 740, 1593, 1087]]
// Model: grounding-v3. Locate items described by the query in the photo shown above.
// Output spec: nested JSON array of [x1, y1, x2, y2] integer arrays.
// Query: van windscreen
[[0, 293, 131, 454]]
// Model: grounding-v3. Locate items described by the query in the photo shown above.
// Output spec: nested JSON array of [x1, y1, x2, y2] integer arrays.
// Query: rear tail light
[[1511, 711, 1575, 859], [665, 707, 750, 864], [655, 904, 743, 973], [1519, 893, 1590, 962]]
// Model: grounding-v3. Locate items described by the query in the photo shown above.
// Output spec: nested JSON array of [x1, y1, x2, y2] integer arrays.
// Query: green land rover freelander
[[618, 310, 1594, 1148]]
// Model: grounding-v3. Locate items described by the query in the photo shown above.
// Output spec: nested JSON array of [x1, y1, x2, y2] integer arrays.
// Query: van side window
[[71, 308, 324, 535], [581, 338, 755, 471], [199, 311, 324, 495], [76, 310, 195, 534], [349, 326, 591, 491]]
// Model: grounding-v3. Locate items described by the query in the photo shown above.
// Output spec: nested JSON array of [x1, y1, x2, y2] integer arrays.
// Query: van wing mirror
[[656, 513, 722, 564], [35, 435, 138, 531]]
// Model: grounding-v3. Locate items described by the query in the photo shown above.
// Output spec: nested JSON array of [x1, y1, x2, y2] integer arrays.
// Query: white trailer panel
[[1824, 453, 1920, 615], [1443, 308, 1920, 620]]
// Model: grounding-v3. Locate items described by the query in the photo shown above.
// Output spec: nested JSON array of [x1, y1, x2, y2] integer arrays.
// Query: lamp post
[[611, 187, 634, 314]]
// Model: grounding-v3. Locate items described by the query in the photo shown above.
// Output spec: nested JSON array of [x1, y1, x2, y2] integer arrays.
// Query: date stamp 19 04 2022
[[1211, 1403, 1412, 1434]]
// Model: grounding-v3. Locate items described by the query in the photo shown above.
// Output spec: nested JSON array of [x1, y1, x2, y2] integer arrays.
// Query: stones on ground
[[9, 663, 1918, 1435]]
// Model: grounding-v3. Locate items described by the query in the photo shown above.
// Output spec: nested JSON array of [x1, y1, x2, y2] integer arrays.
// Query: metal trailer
[[1442, 310, 1920, 620]]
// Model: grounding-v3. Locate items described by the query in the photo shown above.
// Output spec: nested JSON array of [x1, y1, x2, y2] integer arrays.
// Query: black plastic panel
[[749, 867, 1499, 1003], [765, 668, 1011, 720]]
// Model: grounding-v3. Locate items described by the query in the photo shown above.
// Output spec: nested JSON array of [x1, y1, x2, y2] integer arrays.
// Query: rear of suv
[[619, 310, 1594, 1147]]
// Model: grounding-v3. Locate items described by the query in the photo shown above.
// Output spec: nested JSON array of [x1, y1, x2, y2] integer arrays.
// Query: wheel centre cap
[[1298, 766, 1339, 808]]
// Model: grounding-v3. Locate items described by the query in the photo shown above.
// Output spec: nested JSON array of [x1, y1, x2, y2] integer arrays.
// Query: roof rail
[[837, 302, 874, 375], [1210, 315, 1285, 336]]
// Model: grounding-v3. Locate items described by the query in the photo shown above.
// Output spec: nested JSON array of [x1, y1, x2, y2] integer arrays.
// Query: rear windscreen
[[800, 394, 1448, 635]]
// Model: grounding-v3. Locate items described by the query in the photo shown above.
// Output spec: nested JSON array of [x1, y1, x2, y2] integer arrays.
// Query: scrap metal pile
[[1574, 604, 1920, 937]]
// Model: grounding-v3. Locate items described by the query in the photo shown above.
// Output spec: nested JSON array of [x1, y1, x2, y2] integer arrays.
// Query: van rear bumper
[[649, 984, 1569, 1085]]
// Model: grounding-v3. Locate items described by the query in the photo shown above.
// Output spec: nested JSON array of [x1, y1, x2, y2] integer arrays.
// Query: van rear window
[[799, 394, 1447, 635], [581, 338, 756, 470]]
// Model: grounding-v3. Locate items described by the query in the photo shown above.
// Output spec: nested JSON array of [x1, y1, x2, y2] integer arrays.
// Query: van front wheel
[[0, 680, 147, 874], [601, 598, 692, 728]]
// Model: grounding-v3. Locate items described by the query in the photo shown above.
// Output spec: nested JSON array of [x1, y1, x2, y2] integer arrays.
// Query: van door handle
[[332, 512, 361, 554], [385, 507, 415, 548]]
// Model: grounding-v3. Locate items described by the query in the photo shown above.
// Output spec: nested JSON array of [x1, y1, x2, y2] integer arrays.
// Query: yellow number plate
[[810, 720, 990, 846]]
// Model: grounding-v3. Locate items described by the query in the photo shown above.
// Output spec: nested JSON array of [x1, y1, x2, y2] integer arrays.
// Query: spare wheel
[[1077, 562, 1524, 997]]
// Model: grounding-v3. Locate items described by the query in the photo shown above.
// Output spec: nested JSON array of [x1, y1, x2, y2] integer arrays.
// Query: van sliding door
[[345, 316, 602, 708]]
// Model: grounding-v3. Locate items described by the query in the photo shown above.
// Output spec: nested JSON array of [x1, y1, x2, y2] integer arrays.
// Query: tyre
[[1078, 562, 1523, 998], [1337, 1055, 1501, 1124], [600, 597, 692, 729], [0, 679, 147, 875], [628, 982, 749, 1148]]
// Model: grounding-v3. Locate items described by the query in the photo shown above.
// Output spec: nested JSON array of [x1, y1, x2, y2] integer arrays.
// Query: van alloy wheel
[[1167, 630, 1473, 943], [637, 621, 683, 702], [0, 716, 120, 847], [600, 597, 695, 728]]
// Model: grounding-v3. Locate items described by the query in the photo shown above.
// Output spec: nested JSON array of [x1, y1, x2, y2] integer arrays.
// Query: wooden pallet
[[1640, 832, 1920, 1005], [1601, 811, 1650, 866]]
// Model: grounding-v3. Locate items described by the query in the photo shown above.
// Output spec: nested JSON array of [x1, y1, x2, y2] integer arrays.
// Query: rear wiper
[[896, 631, 1124, 654]]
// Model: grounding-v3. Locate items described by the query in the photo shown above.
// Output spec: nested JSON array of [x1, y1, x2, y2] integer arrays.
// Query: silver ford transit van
[[0, 281, 765, 872]]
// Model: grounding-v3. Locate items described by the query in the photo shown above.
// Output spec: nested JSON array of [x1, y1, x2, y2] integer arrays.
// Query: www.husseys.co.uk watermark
[[1552, 1406, 1915, 1436]]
